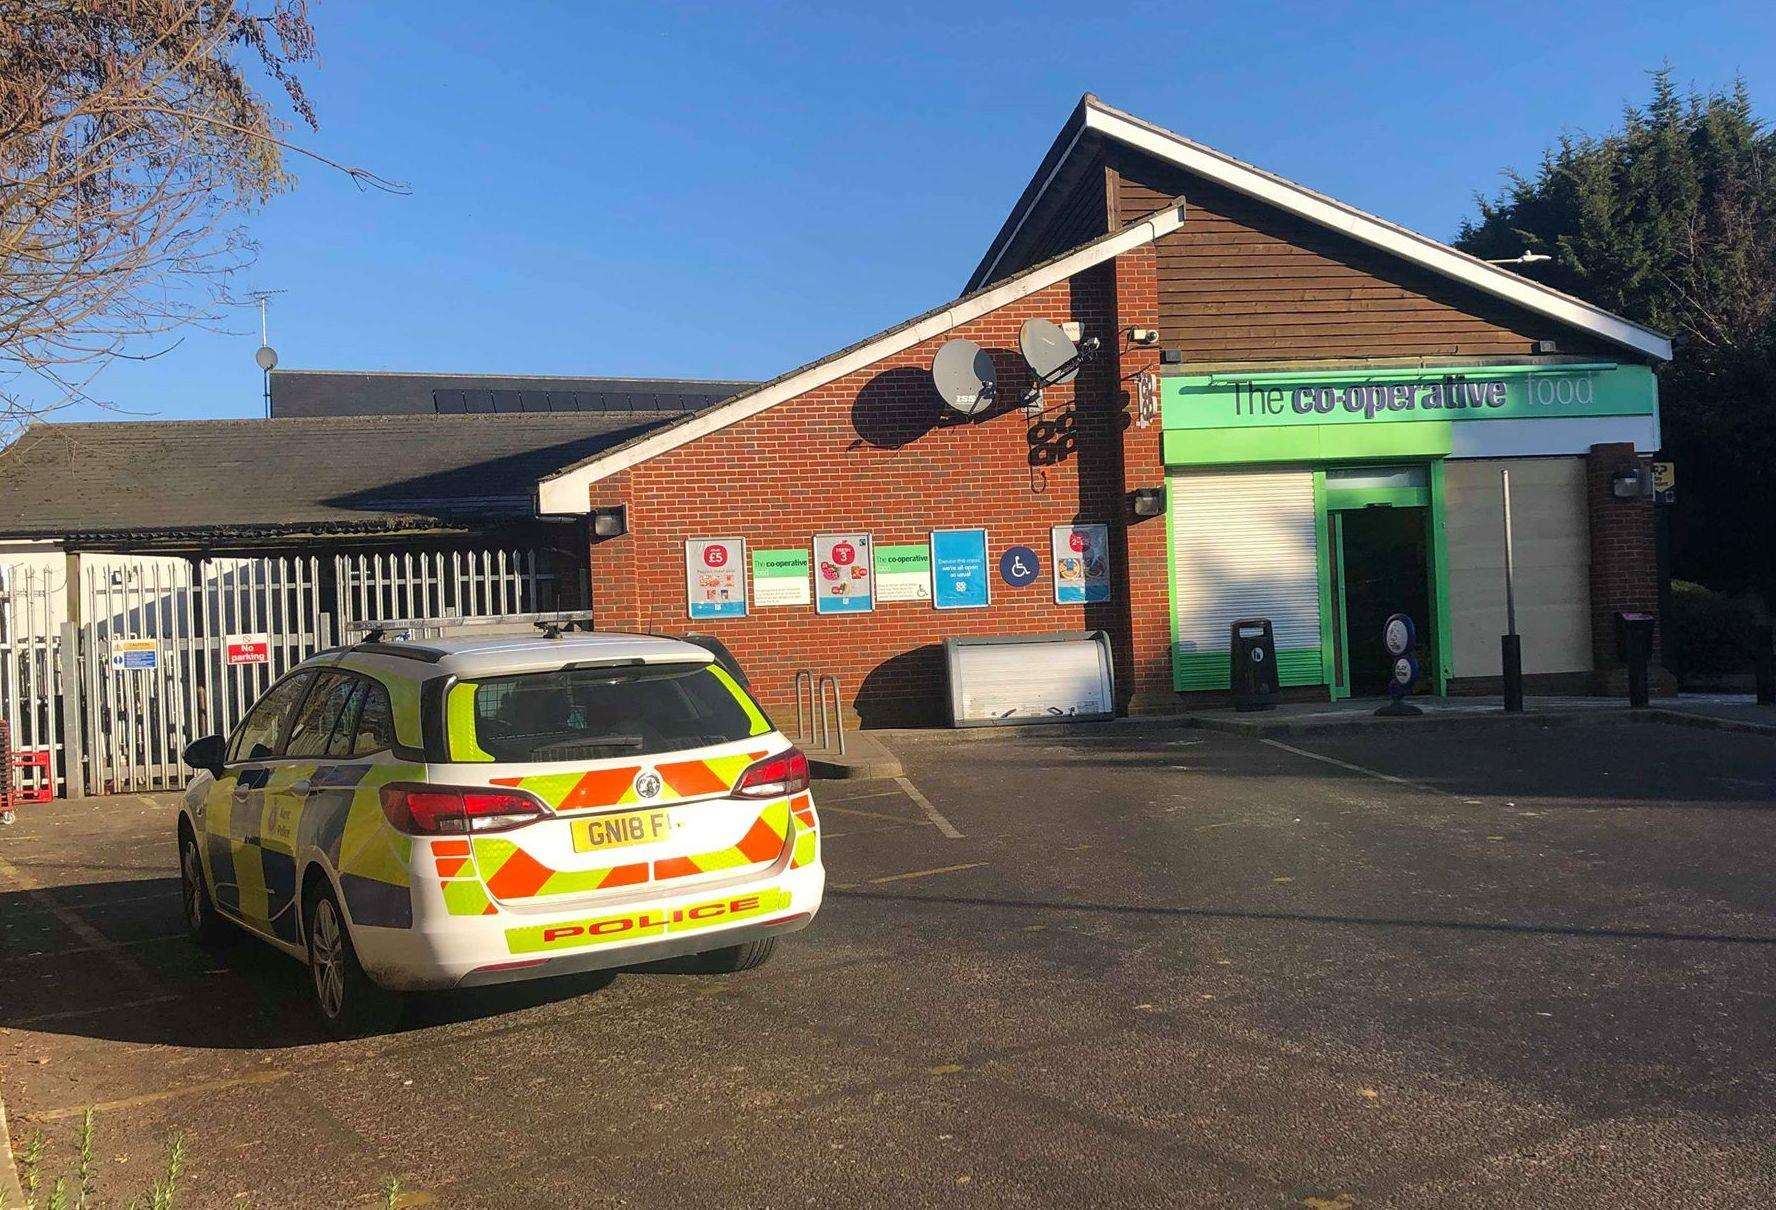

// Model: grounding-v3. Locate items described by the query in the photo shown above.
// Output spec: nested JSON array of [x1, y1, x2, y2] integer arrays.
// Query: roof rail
[[353, 641, 448, 664], [343, 610, 599, 643]]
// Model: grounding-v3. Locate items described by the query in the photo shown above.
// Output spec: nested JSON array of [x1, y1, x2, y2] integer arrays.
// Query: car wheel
[[179, 829, 231, 946], [304, 884, 395, 1036], [699, 936, 777, 973]]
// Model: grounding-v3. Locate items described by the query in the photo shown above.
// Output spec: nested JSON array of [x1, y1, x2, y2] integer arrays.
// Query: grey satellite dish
[[1019, 318, 1079, 385], [255, 345, 279, 372], [931, 339, 997, 416]]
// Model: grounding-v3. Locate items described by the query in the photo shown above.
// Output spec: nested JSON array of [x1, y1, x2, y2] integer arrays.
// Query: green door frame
[[1321, 465, 1451, 698], [1166, 457, 1453, 700], [1328, 509, 1350, 699]]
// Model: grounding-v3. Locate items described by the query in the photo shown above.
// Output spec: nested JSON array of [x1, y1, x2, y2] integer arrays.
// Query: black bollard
[[1615, 612, 1654, 709], [1756, 624, 1775, 707], [1500, 634, 1524, 713]]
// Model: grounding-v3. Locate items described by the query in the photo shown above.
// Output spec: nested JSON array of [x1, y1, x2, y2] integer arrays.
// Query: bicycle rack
[[794, 670, 846, 757]]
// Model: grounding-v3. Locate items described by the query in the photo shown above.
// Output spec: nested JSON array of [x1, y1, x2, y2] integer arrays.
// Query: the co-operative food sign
[[1161, 364, 1657, 431]]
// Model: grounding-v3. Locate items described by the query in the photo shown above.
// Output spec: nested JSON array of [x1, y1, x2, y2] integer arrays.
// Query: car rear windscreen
[[454, 662, 769, 763]]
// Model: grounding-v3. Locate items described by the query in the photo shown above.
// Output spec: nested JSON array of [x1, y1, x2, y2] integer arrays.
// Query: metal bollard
[[816, 674, 845, 756], [793, 670, 816, 743]]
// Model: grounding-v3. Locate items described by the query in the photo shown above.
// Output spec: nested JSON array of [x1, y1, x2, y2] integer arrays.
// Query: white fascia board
[[1078, 107, 1672, 363], [537, 207, 1183, 514], [971, 124, 1088, 292]]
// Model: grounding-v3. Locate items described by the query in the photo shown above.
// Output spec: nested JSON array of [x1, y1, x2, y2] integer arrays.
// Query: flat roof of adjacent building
[[269, 369, 756, 419]]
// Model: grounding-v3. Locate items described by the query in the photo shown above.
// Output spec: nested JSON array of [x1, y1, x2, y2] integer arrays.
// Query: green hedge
[[1665, 580, 1769, 679]]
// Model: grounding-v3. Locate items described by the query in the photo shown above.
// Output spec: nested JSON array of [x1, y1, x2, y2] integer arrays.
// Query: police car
[[177, 624, 823, 1033]]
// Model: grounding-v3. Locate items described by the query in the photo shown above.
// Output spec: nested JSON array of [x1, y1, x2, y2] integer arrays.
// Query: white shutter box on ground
[[1166, 469, 1325, 691]]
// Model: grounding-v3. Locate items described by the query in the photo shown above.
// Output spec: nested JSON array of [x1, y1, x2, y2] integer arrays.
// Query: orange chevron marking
[[736, 815, 786, 863], [600, 862, 649, 888], [658, 759, 727, 798], [485, 846, 553, 898], [561, 766, 641, 810], [653, 856, 701, 880]]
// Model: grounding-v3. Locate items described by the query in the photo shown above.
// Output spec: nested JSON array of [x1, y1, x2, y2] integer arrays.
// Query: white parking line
[[869, 862, 987, 885], [0, 855, 157, 983], [2, 932, 187, 964], [1256, 737, 1446, 796], [893, 776, 962, 839], [818, 786, 909, 805], [33, 1070, 292, 1121], [15, 994, 182, 1027]]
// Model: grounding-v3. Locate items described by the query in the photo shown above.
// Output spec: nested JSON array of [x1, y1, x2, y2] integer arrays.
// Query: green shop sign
[[1161, 363, 1656, 431]]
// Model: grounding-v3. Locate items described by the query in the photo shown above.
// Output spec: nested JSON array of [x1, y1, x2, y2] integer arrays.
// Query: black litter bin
[[1614, 611, 1655, 707], [1230, 618, 1279, 712]]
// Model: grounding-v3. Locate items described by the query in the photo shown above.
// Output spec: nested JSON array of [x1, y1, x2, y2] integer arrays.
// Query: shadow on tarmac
[[0, 875, 633, 1048], [895, 718, 1776, 808], [830, 888, 1776, 947]]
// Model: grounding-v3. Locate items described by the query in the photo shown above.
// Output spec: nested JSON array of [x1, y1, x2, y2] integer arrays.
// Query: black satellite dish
[[1019, 318, 1080, 386], [931, 339, 997, 416]]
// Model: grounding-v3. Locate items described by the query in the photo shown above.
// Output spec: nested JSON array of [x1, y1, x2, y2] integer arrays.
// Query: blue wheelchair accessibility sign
[[998, 545, 1040, 588]]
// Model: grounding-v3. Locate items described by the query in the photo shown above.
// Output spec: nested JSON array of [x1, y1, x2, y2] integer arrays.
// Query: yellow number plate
[[571, 808, 672, 853]]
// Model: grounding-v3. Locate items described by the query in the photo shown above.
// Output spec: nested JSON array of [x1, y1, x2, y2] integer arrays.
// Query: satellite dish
[[931, 339, 997, 416], [1019, 318, 1079, 385], [255, 345, 279, 372]]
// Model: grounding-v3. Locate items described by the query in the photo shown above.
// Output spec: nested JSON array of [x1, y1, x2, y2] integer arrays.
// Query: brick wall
[[1584, 442, 1663, 678], [585, 263, 1168, 726]]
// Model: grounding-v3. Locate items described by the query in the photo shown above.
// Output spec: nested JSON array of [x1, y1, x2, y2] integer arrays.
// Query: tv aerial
[[931, 338, 998, 416]]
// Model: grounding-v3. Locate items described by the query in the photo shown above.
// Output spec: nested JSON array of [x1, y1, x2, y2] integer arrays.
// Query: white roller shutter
[[1167, 469, 1325, 690]]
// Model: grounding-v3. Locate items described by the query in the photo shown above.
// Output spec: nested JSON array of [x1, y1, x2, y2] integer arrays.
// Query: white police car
[[178, 629, 822, 1033]]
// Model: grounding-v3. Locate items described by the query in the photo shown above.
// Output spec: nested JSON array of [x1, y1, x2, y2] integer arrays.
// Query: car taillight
[[733, 747, 810, 799], [378, 784, 546, 835]]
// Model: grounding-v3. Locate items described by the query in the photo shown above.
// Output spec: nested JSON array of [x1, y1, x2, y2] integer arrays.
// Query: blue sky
[[49, 0, 1776, 423]]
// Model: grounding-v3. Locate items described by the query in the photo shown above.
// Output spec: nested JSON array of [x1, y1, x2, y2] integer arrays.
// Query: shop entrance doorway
[[1331, 506, 1431, 696]]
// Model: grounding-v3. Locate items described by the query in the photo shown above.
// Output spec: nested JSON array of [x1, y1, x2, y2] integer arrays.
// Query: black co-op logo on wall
[[1025, 407, 1079, 494]]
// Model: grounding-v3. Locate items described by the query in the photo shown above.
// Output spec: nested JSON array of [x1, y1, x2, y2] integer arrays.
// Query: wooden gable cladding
[[978, 147, 1111, 286], [1108, 150, 1619, 364]]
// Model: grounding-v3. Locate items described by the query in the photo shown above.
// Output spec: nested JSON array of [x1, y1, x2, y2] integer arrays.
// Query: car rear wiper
[[531, 736, 645, 761]]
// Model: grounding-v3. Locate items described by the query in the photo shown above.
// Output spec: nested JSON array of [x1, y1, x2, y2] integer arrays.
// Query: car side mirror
[[183, 734, 226, 775]]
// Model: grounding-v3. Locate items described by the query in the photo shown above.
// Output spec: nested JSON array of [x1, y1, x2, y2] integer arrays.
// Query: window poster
[[814, 533, 874, 614], [873, 543, 932, 603], [752, 548, 811, 607], [931, 528, 990, 609], [1052, 524, 1110, 604], [686, 537, 747, 619]]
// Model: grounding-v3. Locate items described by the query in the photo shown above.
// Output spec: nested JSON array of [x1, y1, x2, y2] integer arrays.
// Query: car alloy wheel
[[180, 832, 228, 946], [310, 898, 348, 1022], [181, 841, 205, 931]]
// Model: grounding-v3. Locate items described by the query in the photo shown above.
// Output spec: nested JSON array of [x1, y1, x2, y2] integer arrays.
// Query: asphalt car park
[[3, 717, 1773, 1207]]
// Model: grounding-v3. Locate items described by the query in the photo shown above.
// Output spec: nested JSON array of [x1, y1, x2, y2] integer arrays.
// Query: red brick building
[[536, 96, 1673, 725]]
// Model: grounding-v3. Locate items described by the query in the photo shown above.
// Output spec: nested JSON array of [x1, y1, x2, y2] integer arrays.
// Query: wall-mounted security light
[[1159, 349, 1184, 365], [1131, 487, 1166, 518], [1611, 468, 1648, 500], [590, 505, 628, 538], [1129, 328, 1160, 346], [1535, 339, 1559, 355]]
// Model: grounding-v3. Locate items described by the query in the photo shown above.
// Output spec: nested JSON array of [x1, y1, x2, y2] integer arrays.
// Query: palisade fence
[[0, 546, 581, 801], [0, 564, 65, 805]]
